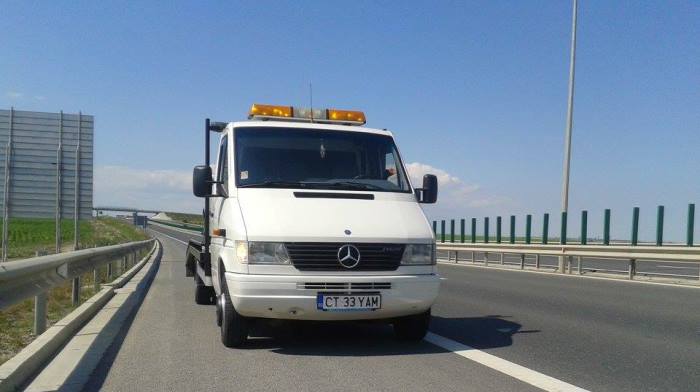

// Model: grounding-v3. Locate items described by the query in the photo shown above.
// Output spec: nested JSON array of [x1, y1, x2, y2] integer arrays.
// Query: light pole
[[560, 0, 578, 272]]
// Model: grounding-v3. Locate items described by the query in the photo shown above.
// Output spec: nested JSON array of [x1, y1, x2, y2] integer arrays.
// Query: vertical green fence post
[[525, 214, 532, 244], [542, 213, 549, 244], [484, 217, 490, 243], [471, 218, 476, 243], [630, 207, 640, 279], [560, 211, 567, 245], [460, 218, 465, 243], [688, 204, 695, 246], [578, 210, 587, 274], [496, 217, 502, 243], [450, 219, 455, 243], [509, 215, 515, 244], [440, 220, 445, 243], [432, 220, 437, 236], [656, 205, 664, 246], [603, 209, 611, 245], [631, 207, 640, 246]]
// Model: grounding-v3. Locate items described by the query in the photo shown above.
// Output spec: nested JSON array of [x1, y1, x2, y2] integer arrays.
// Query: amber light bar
[[248, 103, 366, 125], [328, 109, 366, 125], [249, 104, 292, 118]]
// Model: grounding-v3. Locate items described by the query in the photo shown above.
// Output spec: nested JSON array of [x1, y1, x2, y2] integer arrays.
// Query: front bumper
[[224, 272, 441, 320]]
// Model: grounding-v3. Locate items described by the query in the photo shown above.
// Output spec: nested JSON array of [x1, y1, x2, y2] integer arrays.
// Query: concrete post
[[93, 268, 100, 291], [34, 293, 47, 335]]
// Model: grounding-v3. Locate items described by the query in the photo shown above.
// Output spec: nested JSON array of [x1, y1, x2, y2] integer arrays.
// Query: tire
[[194, 275, 215, 305], [393, 309, 431, 341], [215, 294, 223, 326], [220, 290, 249, 348]]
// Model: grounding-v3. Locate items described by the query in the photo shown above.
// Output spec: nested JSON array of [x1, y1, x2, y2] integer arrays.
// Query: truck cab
[[188, 104, 440, 347]]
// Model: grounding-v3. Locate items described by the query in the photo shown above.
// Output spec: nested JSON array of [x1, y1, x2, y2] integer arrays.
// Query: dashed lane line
[[424, 332, 589, 392]]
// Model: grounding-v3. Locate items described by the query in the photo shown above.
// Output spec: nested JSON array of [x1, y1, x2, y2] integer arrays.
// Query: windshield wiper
[[324, 181, 383, 191], [240, 180, 383, 191], [239, 180, 307, 188]]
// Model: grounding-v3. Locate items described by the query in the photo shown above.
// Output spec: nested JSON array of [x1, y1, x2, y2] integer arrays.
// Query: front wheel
[[393, 309, 431, 341], [220, 291, 249, 348]]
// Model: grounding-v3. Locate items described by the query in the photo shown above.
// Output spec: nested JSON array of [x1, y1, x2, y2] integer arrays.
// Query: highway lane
[[432, 263, 700, 391], [85, 224, 537, 392], [86, 223, 700, 391]]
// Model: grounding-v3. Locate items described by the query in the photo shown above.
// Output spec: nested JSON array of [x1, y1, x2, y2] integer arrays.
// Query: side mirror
[[193, 165, 213, 197], [419, 174, 438, 204]]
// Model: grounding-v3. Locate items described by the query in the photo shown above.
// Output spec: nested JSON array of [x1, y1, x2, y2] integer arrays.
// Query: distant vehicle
[[186, 104, 440, 347]]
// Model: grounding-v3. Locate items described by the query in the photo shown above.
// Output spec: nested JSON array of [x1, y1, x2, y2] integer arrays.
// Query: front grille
[[285, 243, 405, 271], [299, 282, 392, 290]]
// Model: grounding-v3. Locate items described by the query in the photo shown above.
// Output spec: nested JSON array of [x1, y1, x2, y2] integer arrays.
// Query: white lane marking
[[150, 228, 188, 245], [424, 332, 589, 392]]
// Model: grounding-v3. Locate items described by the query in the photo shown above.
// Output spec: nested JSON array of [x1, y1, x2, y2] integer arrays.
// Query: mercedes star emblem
[[337, 244, 361, 269]]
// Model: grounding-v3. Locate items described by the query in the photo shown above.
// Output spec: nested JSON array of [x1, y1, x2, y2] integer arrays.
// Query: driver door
[[210, 133, 229, 290]]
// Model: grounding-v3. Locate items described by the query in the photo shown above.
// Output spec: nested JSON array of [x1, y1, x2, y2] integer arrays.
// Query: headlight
[[401, 244, 435, 265], [235, 241, 290, 264]]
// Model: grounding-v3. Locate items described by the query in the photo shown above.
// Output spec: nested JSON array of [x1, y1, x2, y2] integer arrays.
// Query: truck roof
[[228, 120, 394, 137]]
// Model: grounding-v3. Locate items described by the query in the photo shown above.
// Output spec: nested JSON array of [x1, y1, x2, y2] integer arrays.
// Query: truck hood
[[237, 189, 433, 243]]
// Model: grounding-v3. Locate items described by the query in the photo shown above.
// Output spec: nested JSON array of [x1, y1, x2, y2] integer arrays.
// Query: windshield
[[234, 127, 411, 192]]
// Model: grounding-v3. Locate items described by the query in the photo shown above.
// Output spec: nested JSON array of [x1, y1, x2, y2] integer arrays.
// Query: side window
[[216, 136, 228, 195]]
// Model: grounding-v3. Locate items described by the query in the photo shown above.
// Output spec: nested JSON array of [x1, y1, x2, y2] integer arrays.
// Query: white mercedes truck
[[186, 104, 440, 347]]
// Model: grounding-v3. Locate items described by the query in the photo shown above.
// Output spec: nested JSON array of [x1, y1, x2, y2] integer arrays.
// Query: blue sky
[[1, 1, 698, 241]]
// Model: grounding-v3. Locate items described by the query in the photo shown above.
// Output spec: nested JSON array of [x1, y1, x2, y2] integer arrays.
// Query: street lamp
[[560, 0, 578, 272]]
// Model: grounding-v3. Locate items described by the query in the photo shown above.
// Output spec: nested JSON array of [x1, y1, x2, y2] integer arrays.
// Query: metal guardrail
[[148, 218, 202, 232], [436, 243, 700, 280], [0, 239, 155, 333]]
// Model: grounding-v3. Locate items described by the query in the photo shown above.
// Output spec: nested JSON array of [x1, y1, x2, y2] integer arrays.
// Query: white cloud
[[405, 161, 509, 219], [405, 162, 480, 199], [467, 196, 510, 208], [94, 165, 199, 213], [4, 91, 46, 101], [93, 162, 508, 218]]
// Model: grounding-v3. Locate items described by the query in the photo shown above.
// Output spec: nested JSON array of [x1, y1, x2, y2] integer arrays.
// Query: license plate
[[316, 293, 381, 311]]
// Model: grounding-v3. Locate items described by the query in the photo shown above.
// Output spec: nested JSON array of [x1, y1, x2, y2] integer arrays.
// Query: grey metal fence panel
[[0, 109, 94, 220]]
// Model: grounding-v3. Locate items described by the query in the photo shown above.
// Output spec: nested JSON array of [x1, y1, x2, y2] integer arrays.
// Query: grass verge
[[165, 212, 203, 226], [0, 216, 148, 260]]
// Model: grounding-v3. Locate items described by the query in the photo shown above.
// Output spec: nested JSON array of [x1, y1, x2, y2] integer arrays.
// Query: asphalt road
[[84, 224, 700, 391]]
